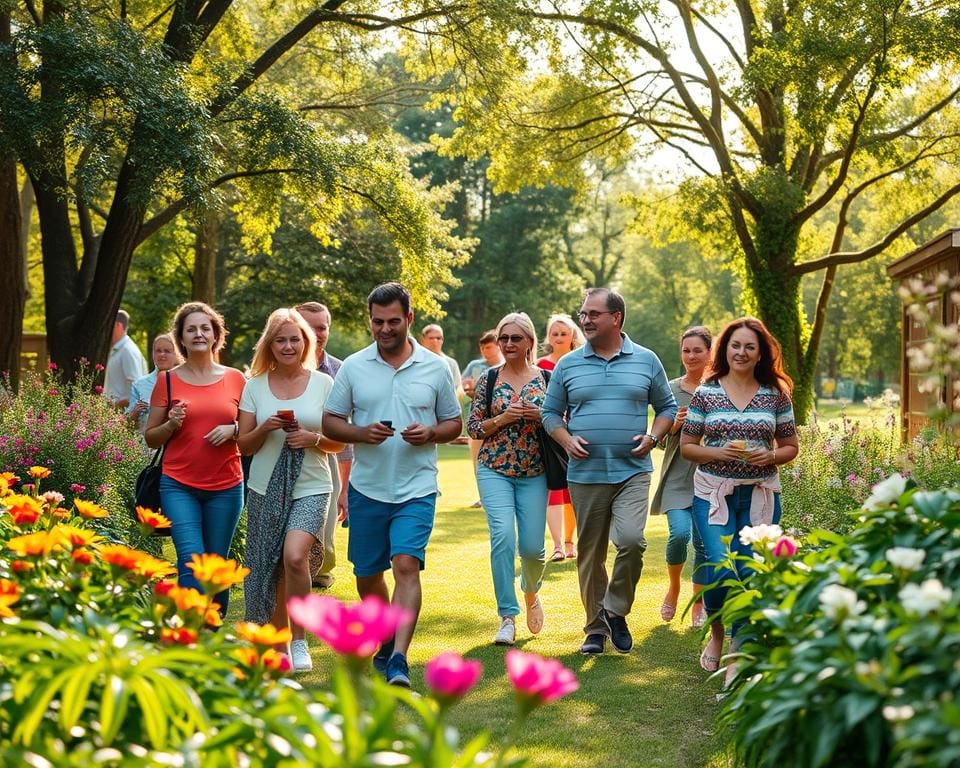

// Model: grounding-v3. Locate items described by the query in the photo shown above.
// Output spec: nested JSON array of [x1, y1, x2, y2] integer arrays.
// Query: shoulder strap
[[541, 368, 551, 385], [484, 366, 501, 416], [165, 370, 172, 407]]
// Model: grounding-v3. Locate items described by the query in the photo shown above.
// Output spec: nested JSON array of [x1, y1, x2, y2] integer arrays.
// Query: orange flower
[[160, 627, 199, 645], [205, 607, 223, 628], [98, 543, 145, 570], [154, 579, 176, 598], [0, 477, 9, 498], [56, 525, 102, 549], [262, 648, 292, 673], [236, 621, 292, 647], [74, 499, 108, 519], [187, 553, 250, 595], [28, 466, 52, 480], [7, 531, 61, 557], [49, 507, 72, 519], [71, 548, 94, 566], [169, 586, 210, 614], [11, 560, 34, 573], [0, 579, 21, 618], [4, 495, 43, 525], [232, 646, 260, 670], [131, 554, 176, 580], [0, 472, 19, 484], [135, 506, 172, 531]]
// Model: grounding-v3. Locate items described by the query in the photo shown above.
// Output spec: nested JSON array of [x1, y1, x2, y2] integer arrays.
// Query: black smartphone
[[380, 420, 393, 429]]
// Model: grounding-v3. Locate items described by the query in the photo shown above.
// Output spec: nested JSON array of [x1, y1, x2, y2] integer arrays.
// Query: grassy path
[[284, 444, 724, 766]]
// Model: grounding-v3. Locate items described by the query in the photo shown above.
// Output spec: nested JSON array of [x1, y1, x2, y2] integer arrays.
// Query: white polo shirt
[[325, 338, 461, 504], [104, 334, 148, 404]]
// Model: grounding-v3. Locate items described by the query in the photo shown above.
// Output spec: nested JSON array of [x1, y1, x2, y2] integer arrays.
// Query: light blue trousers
[[477, 465, 548, 617]]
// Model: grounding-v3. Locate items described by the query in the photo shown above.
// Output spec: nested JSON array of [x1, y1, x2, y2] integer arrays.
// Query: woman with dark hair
[[651, 326, 712, 627], [145, 302, 247, 615], [679, 317, 799, 682]]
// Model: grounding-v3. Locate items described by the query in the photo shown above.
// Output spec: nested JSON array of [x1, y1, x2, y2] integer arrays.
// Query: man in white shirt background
[[104, 309, 148, 409]]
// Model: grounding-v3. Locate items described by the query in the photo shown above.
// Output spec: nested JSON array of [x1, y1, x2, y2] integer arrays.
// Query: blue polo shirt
[[541, 334, 677, 484], [324, 338, 461, 503]]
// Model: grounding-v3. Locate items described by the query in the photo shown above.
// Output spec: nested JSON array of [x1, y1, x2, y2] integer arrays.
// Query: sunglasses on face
[[498, 334, 526, 344]]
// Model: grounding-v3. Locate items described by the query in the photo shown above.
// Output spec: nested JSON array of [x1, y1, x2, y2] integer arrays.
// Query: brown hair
[[170, 302, 228, 358], [706, 316, 792, 393], [681, 325, 713, 349], [478, 329, 498, 346]]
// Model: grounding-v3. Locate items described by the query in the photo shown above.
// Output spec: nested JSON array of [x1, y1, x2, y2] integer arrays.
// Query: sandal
[[550, 547, 565, 562], [564, 543, 577, 560], [691, 605, 707, 629], [526, 596, 545, 635], [699, 646, 720, 673], [660, 599, 677, 622]]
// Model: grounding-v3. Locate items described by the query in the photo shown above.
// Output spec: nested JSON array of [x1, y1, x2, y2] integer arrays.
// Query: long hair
[[705, 316, 793, 394], [152, 333, 183, 367], [496, 312, 538, 364], [249, 308, 317, 377], [543, 314, 585, 355], [171, 302, 228, 358]]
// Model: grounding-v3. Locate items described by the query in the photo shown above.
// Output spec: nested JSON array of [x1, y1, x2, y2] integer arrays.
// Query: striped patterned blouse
[[682, 380, 796, 480]]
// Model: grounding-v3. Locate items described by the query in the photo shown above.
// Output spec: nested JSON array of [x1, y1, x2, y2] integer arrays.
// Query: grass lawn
[[281, 444, 727, 767]]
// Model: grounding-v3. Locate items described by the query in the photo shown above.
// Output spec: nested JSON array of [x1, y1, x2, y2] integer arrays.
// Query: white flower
[[739, 523, 784, 546], [863, 474, 908, 511], [882, 705, 915, 722], [819, 584, 866, 620], [886, 547, 925, 571], [899, 579, 953, 615], [817, 667, 837, 681]]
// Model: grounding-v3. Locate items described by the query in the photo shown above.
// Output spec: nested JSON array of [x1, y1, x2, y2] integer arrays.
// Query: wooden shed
[[886, 229, 960, 440]]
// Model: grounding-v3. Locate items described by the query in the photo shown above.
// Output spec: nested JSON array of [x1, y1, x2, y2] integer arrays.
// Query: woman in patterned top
[[679, 317, 799, 682], [468, 312, 548, 647]]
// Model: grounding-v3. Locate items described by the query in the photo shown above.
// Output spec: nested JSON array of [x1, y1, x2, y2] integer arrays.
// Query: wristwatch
[[646, 433, 660, 447]]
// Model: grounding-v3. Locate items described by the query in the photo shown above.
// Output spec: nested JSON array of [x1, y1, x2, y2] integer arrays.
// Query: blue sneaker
[[373, 637, 395, 677], [385, 653, 410, 688]]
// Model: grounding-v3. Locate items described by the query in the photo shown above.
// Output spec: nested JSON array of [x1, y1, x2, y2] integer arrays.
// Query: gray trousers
[[309, 454, 339, 577], [569, 473, 651, 636]]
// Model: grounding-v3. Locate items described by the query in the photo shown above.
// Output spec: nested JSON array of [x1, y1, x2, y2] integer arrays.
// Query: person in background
[[461, 330, 504, 507], [238, 308, 344, 672], [537, 314, 584, 562], [542, 288, 677, 656], [468, 312, 548, 647], [127, 333, 182, 434], [296, 301, 354, 590], [680, 317, 799, 685], [323, 282, 462, 688], [145, 302, 246, 615], [650, 326, 712, 628], [105, 309, 148, 408], [420, 324, 462, 396]]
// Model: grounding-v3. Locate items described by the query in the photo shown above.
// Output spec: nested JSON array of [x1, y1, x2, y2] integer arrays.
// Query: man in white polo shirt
[[104, 309, 148, 408], [322, 282, 462, 688]]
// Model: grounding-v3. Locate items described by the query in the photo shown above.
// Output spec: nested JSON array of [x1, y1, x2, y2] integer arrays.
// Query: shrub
[[714, 476, 960, 768]]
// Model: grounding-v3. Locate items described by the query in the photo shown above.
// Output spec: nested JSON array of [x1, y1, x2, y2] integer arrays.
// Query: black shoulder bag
[[134, 370, 173, 534]]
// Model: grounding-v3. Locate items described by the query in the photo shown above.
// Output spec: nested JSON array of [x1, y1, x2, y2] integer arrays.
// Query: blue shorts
[[347, 486, 437, 578]]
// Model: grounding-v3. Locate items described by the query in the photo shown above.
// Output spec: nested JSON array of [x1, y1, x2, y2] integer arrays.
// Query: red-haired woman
[[679, 317, 799, 683]]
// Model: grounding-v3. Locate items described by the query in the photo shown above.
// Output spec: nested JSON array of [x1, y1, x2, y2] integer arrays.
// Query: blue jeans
[[693, 485, 781, 631], [160, 475, 244, 614], [665, 507, 707, 583], [477, 465, 548, 617]]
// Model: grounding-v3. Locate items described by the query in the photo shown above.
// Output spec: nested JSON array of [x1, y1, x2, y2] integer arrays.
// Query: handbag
[[483, 367, 569, 491], [134, 371, 172, 536]]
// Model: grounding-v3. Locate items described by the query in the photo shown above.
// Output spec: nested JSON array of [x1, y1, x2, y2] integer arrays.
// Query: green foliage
[[715, 483, 960, 768]]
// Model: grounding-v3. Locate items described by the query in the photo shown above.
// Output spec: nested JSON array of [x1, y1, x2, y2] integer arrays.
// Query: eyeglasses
[[497, 334, 526, 344], [578, 310, 617, 321]]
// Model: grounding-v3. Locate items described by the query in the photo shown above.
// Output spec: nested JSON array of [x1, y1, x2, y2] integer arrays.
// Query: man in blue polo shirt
[[542, 287, 677, 655], [322, 282, 462, 687]]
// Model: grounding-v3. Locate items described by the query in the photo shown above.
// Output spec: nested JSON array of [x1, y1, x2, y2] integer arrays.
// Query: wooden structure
[[887, 229, 960, 439], [19, 333, 49, 376]]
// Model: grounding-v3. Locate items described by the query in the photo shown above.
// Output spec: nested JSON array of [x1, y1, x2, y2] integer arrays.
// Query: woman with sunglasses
[[467, 312, 549, 646]]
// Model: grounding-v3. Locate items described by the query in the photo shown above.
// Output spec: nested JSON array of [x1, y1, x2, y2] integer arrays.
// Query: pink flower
[[94, 386, 103, 394], [425, 652, 483, 701], [94, 364, 105, 372], [70, 484, 86, 494], [505, 649, 578, 706], [771, 536, 799, 558], [47, 362, 57, 371], [287, 594, 411, 658]]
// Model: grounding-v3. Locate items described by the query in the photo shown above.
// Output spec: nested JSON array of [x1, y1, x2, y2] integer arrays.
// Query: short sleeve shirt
[[239, 371, 335, 499], [105, 335, 148, 404], [324, 339, 461, 503], [682, 380, 796, 480]]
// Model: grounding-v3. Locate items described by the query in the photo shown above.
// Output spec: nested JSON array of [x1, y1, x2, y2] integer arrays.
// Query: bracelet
[[232, 422, 239, 440], [772, 448, 777, 464], [314, 432, 322, 448]]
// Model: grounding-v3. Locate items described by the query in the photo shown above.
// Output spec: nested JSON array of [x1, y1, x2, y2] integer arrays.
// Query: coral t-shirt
[[151, 368, 246, 490]]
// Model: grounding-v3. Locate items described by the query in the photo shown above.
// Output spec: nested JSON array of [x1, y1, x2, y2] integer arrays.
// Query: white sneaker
[[291, 639, 313, 671], [493, 617, 516, 646]]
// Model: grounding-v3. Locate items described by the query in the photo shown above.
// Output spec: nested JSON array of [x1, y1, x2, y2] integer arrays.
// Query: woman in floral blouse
[[468, 312, 548, 647]]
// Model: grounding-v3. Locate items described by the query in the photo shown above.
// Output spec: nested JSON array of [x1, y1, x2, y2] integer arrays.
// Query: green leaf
[[129, 677, 168, 749], [13, 667, 74, 745], [58, 663, 100, 731], [98, 674, 130, 745]]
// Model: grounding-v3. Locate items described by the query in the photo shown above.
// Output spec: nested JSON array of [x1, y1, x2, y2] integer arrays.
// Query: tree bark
[[0, 158, 25, 390], [192, 210, 220, 304]]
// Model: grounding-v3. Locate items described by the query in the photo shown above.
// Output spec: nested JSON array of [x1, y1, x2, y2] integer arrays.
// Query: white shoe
[[493, 617, 516, 646], [291, 639, 313, 671]]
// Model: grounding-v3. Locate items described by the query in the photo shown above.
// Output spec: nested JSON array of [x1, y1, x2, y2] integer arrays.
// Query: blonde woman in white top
[[238, 308, 343, 671]]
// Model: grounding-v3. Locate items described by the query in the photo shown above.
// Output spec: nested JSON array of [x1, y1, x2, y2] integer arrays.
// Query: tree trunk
[[192, 211, 220, 304], [0, 158, 25, 390]]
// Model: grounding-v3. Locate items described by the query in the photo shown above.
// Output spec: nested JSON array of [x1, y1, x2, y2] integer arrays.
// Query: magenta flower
[[505, 649, 578, 706], [425, 652, 483, 702], [287, 594, 412, 658], [70, 484, 86, 494], [771, 536, 799, 558]]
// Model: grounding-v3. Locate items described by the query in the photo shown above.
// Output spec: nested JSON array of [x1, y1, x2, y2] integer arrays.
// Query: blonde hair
[[543, 314, 584, 355], [496, 312, 538, 364], [249, 308, 317, 377], [152, 333, 183, 363]]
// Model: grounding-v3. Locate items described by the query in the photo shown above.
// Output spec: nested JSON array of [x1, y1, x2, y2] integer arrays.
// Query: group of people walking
[[111, 280, 797, 688]]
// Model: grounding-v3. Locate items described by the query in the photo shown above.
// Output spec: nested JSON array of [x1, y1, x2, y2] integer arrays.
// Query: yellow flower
[[169, 585, 210, 615], [3, 495, 43, 525], [56, 525, 102, 549], [131, 554, 176, 580], [28, 466, 52, 479], [235, 621, 292, 647], [205, 607, 223, 628], [0, 477, 9, 498], [74, 499, 109, 519], [7, 531, 61, 557], [135, 506, 172, 531], [0, 579, 21, 618], [187, 553, 250, 595], [98, 543, 147, 570]]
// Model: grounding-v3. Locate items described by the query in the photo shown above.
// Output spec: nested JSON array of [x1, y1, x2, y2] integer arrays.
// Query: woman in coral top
[[145, 302, 247, 614]]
